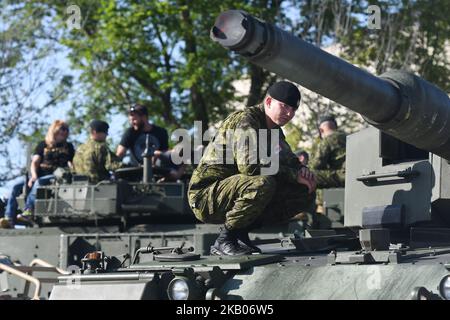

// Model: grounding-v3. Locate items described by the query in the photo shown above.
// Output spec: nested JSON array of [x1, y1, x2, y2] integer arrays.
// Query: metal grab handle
[[0, 263, 41, 300], [0, 259, 70, 300], [29, 259, 70, 275], [357, 168, 419, 183]]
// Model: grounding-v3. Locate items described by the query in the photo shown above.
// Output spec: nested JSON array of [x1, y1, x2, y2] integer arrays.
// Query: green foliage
[[340, 0, 450, 91], [281, 0, 449, 150], [0, 1, 70, 181], [284, 121, 304, 151], [25, 0, 290, 137]]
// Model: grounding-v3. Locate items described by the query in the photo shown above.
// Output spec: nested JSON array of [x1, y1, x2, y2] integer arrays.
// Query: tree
[[283, 0, 366, 151], [281, 0, 449, 152], [341, 0, 450, 92], [0, 1, 71, 184], [22, 0, 293, 137]]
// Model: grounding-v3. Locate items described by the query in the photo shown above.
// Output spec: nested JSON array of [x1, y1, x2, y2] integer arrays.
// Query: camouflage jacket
[[310, 130, 346, 172], [189, 104, 302, 193], [73, 138, 123, 183]]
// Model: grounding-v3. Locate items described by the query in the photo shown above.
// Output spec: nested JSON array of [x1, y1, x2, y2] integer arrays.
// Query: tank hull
[[223, 257, 448, 299]]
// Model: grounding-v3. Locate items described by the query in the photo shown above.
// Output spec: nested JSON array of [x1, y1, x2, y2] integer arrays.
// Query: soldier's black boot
[[236, 228, 262, 254], [210, 227, 252, 256]]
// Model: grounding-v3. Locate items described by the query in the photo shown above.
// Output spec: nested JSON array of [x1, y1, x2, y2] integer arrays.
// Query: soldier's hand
[[297, 167, 316, 194]]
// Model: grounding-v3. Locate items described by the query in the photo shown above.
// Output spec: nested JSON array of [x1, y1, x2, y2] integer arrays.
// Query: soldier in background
[[188, 81, 316, 256], [310, 115, 346, 189], [295, 149, 309, 166], [308, 115, 346, 225], [73, 120, 123, 183]]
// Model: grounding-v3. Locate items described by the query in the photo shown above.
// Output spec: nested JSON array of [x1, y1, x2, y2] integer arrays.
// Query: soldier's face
[[93, 131, 107, 142], [265, 96, 296, 127]]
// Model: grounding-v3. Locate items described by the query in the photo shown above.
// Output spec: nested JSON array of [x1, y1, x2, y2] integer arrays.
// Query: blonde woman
[[1, 120, 74, 228]]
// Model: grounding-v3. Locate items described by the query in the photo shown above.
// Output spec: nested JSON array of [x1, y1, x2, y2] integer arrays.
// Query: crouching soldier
[[73, 120, 123, 183], [188, 81, 316, 256]]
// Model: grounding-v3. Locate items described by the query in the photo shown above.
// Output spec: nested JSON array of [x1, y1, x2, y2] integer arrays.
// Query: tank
[[0, 146, 215, 299], [0, 133, 300, 299], [45, 10, 450, 300]]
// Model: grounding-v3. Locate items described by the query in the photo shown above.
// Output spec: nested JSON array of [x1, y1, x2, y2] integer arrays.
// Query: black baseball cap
[[129, 104, 148, 116], [90, 120, 109, 134], [318, 114, 337, 126], [267, 81, 301, 109]]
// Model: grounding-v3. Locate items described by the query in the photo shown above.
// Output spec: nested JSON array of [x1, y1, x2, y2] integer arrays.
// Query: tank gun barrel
[[211, 10, 450, 159]]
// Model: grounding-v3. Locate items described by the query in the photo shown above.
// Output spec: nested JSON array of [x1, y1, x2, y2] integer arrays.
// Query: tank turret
[[211, 10, 450, 230]]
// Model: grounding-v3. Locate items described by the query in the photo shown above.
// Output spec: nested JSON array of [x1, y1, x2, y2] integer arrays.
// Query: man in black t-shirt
[[116, 104, 169, 164], [116, 105, 184, 181]]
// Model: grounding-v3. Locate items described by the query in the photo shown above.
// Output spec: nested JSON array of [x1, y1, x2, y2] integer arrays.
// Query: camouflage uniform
[[188, 105, 315, 230], [310, 131, 346, 189], [73, 138, 123, 183]]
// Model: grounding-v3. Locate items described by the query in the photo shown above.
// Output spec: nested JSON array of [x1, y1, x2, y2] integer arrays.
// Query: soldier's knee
[[11, 182, 24, 196], [240, 175, 277, 202]]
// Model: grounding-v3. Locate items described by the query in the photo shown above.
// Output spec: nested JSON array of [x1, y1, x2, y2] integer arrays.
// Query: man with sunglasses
[[116, 104, 169, 164], [116, 104, 183, 181]]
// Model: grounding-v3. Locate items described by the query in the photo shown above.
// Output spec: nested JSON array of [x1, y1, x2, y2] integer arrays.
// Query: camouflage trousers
[[314, 169, 345, 189], [188, 174, 315, 230]]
